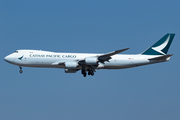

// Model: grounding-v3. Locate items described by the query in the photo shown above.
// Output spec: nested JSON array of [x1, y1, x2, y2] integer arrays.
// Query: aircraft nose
[[4, 56, 9, 62], [4, 55, 14, 63]]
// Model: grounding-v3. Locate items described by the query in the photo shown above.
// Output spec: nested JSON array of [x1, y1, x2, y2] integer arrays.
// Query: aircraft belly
[[103, 59, 150, 69], [16, 57, 64, 68]]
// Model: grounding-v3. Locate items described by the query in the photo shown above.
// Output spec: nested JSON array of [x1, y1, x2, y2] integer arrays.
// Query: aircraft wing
[[78, 48, 130, 65], [52, 48, 129, 68], [97, 48, 130, 62]]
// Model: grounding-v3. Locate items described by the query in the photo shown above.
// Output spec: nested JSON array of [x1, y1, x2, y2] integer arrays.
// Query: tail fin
[[141, 33, 175, 55]]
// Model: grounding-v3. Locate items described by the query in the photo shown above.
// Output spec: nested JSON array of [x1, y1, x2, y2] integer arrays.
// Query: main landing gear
[[19, 66, 23, 73], [88, 70, 94, 76], [82, 69, 86, 77], [81, 69, 94, 77]]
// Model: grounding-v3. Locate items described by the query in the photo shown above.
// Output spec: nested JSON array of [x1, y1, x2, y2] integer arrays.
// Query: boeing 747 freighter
[[4, 33, 175, 77]]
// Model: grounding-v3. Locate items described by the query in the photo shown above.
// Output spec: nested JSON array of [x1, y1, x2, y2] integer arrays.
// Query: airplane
[[4, 33, 175, 77]]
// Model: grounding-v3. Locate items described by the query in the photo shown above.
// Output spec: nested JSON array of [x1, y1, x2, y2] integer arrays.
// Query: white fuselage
[[4, 34, 174, 76], [4, 50, 169, 70]]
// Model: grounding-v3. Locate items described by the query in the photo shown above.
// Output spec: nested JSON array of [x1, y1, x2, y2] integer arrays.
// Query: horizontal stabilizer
[[148, 54, 173, 60]]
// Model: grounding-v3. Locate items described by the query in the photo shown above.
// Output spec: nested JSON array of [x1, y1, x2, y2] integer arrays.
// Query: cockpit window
[[14, 51, 18, 53]]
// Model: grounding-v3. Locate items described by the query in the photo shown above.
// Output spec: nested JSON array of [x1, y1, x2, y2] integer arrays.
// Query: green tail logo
[[141, 33, 175, 55]]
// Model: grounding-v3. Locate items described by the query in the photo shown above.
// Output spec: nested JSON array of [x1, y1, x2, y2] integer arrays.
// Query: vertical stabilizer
[[141, 33, 175, 55]]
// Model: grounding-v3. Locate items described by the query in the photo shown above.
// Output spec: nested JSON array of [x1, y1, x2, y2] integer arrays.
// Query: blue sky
[[0, 0, 180, 120]]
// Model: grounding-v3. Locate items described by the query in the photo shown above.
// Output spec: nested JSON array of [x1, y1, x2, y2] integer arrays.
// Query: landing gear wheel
[[91, 71, 94, 76], [19, 70, 23, 73], [88, 70, 94, 76], [88, 71, 91, 75], [82, 69, 87, 77], [83, 72, 87, 77]]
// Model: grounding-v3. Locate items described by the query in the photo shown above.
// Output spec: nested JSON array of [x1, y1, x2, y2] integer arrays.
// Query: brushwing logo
[[152, 35, 170, 55], [18, 55, 24, 60]]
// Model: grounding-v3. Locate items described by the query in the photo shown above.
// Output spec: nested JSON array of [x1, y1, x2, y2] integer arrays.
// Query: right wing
[[97, 48, 130, 63]]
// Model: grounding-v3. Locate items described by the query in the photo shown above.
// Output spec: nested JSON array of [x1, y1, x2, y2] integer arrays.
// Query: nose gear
[[19, 66, 23, 73]]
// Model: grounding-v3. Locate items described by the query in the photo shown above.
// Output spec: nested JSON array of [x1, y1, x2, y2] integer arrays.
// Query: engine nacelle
[[64, 61, 77, 73], [65, 61, 78, 69], [85, 57, 98, 65], [65, 69, 77, 73]]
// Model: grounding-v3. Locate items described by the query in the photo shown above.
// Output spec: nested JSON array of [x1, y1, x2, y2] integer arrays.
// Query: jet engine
[[64, 61, 77, 73], [85, 57, 98, 65]]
